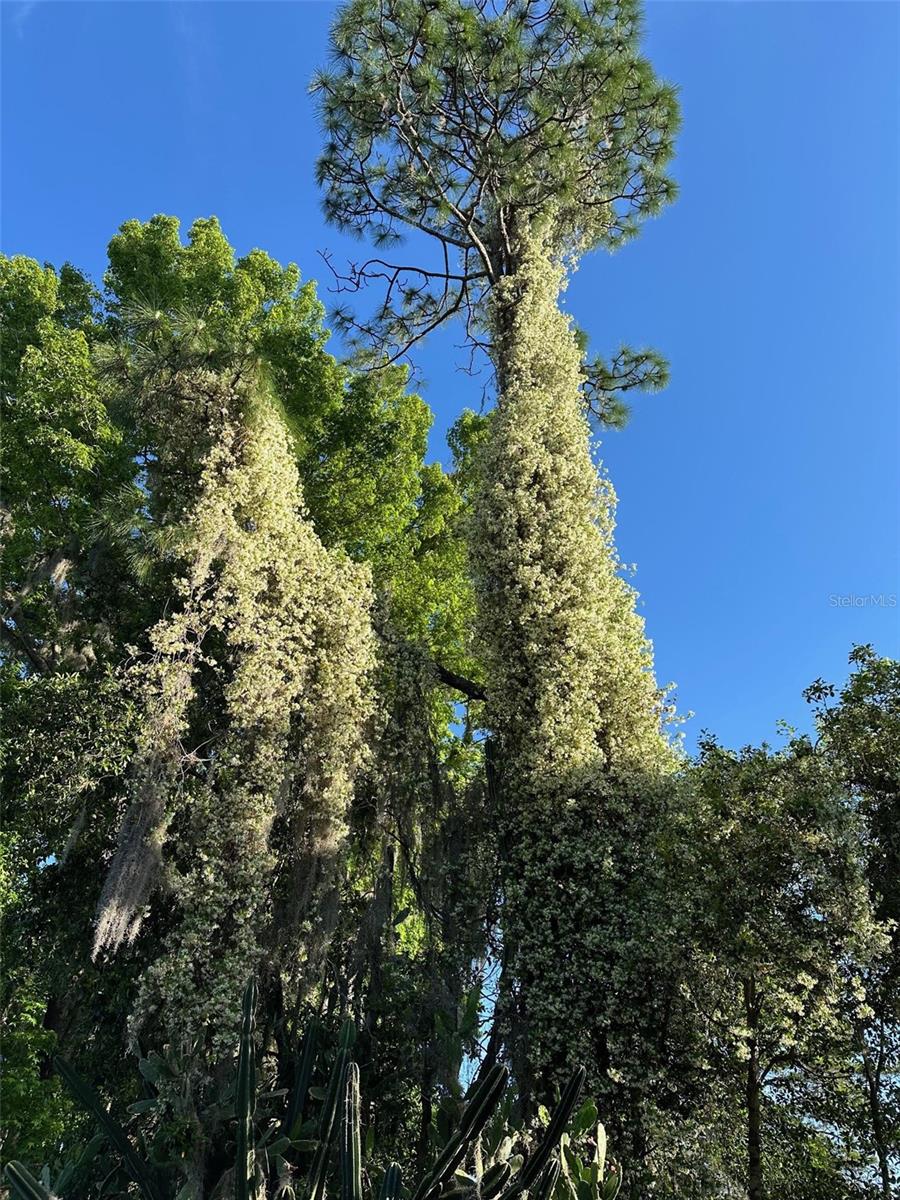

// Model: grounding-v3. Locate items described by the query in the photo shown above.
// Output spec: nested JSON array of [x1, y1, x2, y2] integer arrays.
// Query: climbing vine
[[474, 225, 674, 792], [94, 366, 376, 1059], [472, 225, 679, 1118]]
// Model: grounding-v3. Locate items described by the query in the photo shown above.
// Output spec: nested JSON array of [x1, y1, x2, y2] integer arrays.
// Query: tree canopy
[[1, 3, 897, 1198], [314, 0, 677, 373]]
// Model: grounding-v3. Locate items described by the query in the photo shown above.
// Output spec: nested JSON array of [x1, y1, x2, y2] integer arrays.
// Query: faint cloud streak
[[11, 1, 40, 39]]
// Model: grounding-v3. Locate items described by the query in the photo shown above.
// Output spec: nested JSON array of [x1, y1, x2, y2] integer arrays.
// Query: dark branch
[[435, 663, 486, 702]]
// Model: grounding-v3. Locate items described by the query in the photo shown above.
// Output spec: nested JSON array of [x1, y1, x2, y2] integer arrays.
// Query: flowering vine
[[472, 224, 678, 1102], [94, 368, 375, 1056]]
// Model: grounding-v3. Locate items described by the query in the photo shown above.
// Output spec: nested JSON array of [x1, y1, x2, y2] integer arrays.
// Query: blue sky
[[3, 0, 898, 750]]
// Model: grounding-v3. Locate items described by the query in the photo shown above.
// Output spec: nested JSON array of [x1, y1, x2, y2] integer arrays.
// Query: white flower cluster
[[474, 226, 674, 800], [94, 371, 375, 1058]]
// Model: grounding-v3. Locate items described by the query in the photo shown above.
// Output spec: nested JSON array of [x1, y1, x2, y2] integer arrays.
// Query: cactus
[[308, 1019, 355, 1200], [15, 979, 623, 1200], [509, 1067, 585, 1199], [4, 1162, 52, 1200], [412, 1063, 509, 1200], [285, 1018, 321, 1139], [560, 1117, 623, 1200], [235, 977, 258, 1200], [340, 1062, 363, 1200], [378, 1162, 403, 1200], [481, 1160, 512, 1199], [601, 1171, 622, 1200], [532, 1160, 561, 1200]]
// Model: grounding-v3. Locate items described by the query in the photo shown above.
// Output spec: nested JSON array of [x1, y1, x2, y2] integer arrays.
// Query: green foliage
[[0, 255, 132, 673], [313, 6, 680, 1170], [3, 55, 896, 1197], [0, 670, 137, 1163], [0, 256, 58, 386], [11, 978, 609, 1200], [53, 1058, 164, 1200], [579, 344, 670, 430], [0, 981, 75, 1167], [105, 215, 343, 457], [807, 645, 900, 926], [92, 215, 472, 671], [314, 0, 679, 359], [1, 216, 479, 1185], [803, 647, 900, 1199], [664, 735, 888, 1198]]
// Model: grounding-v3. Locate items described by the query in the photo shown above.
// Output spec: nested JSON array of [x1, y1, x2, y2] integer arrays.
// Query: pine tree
[[315, 0, 683, 1154]]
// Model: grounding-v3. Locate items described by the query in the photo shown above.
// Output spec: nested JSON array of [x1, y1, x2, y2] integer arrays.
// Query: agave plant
[[4, 980, 623, 1200]]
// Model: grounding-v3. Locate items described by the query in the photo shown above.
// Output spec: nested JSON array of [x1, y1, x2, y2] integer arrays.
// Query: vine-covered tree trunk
[[860, 1030, 892, 1200], [93, 368, 377, 1079], [472, 223, 676, 1117], [744, 975, 764, 1200]]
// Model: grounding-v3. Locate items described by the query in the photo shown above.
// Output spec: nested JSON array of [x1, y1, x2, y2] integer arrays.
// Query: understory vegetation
[[1, 3, 897, 1198]]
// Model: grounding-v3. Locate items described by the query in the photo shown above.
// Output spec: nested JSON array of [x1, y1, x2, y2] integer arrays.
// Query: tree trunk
[[859, 1025, 891, 1200], [417, 1048, 434, 1170], [743, 976, 764, 1200]]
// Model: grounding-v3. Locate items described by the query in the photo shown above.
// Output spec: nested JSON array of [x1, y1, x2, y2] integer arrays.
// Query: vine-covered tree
[[0, 221, 490, 1180], [314, 1, 682, 1155], [2, 6, 896, 1198]]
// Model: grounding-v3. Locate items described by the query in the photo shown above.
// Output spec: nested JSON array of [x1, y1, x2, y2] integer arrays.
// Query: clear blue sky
[[3, 0, 898, 750]]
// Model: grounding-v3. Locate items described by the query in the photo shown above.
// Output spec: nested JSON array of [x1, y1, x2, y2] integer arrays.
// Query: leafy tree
[[675, 736, 886, 1200], [2, 8, 893, 1191], [0, 256, 131, 673], [805, 647, 900, 1198], [1, 218, 483, 1170], [0, 668, 138, 1163], [314, 0, 676, 439], [314, 0, 677, 372]]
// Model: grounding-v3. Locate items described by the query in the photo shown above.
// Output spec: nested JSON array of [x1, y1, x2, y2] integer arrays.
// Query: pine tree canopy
[[314, 0, 678, 361]]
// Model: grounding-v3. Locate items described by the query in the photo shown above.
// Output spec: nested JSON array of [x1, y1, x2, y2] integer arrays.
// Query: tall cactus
[[309, 1019, 356, 1200], [4, 1162, 52, 1200], [341, 1062, 363, 1200], [532, 1161, 561, 1200], [503, 1067, 586, 1200], [378, 1162, 403, 1200], [285, 1019, 321, 1139], [235, 978, 258, 1200], [412, 1064, 509, 1200]]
